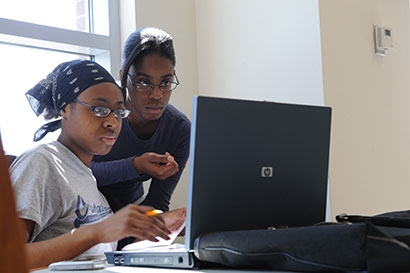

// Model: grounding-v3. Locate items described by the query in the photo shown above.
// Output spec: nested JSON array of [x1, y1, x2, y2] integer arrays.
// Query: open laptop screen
[[185, 96, 332, 250]]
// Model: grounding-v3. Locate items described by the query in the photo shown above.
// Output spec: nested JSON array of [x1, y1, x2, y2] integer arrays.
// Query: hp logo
[[261, 167, 273, 177]]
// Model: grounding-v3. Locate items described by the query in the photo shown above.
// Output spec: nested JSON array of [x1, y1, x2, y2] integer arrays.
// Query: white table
[[32, 265, 301, 273]]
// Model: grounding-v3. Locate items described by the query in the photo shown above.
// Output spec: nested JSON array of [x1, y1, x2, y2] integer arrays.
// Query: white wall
[[320, 0, 410, 216], [195, 0, 325, 106]]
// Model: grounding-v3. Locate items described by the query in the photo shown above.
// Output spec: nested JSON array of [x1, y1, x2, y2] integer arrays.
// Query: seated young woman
[[9, 59, 185, 269]]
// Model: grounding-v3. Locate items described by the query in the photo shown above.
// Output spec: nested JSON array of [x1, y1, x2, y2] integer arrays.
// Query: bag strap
[[336, 213, 410, 229]]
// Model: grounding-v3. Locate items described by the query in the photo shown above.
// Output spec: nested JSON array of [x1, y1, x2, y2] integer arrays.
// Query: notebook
[[105, 95, 332, 268]]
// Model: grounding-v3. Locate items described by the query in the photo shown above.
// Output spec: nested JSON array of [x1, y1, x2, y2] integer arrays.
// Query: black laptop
[[105, 96, 332, 268]]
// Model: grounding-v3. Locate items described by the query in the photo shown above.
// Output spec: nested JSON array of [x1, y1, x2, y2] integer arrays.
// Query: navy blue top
[[91, 104, 191, 212]]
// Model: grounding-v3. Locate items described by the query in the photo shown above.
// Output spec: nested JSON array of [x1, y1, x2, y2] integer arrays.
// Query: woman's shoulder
[[10, 141, 68, 170], [156, 105, 191, 145], [12, 143, 54, 164], [9, 143, 59, 187], [163, 104, 190, 125]]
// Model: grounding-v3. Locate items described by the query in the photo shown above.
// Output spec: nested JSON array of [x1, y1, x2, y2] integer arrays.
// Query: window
[[0, 0, 120, 156]]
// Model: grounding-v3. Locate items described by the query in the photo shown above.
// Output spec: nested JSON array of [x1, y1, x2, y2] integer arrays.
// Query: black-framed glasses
[[72, 99, 131, 119], [127, 72, 179, 93]]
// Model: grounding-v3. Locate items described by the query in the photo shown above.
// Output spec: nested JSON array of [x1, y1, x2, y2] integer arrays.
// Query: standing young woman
[[91, 28, 191, 214], [10, 60, 182, 269]]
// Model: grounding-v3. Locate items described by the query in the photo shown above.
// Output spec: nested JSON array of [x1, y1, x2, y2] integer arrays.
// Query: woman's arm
[[91, 153, 178, 187], [23, 219, 99, 269], [23, 205, 171, 269], [141, 122, 191, 211], [90, 157, 142, 186]]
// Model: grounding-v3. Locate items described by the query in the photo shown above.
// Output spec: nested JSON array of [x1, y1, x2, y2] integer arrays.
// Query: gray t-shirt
[[10, 141, 116, 256]]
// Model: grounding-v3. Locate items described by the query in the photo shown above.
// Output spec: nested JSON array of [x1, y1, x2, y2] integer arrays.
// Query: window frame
[[0, 0, 121, 79]]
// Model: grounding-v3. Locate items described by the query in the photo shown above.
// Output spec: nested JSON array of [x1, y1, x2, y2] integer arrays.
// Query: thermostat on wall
[[374, 25, 393, 56]]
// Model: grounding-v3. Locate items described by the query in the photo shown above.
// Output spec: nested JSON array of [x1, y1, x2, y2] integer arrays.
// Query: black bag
[[337, 210, 410, 273], [194, 210, 410, 272]]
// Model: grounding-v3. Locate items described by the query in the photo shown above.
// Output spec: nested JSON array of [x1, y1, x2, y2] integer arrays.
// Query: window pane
[[0, 44, 90, 156], [92, 0, 110, 35], [0, 0, 109, 35]]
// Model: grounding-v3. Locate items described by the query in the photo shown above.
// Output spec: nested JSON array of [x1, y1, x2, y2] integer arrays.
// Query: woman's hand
[[22, 205, 172, 269], [94, 204, 171, 243], [162, 208, 186, 235], [133, 152, 179, 180]]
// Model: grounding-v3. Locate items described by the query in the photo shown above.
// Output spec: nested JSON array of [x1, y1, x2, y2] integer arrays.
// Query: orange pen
[[144, 209, 163, 216]]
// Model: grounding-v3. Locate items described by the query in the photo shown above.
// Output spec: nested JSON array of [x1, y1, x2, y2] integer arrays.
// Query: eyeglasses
[[127, 72, 179, 93], [72, 99, 131, 119]]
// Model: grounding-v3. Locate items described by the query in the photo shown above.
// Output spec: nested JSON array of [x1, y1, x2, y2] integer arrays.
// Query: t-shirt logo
[[74, 195, 112, 228]]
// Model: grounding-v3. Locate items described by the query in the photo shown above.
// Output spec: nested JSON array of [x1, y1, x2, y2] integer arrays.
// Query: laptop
[[105, 95, 332, 268]]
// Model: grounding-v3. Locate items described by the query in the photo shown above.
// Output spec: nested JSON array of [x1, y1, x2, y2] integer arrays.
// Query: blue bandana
[[26, 59, 122, 142]]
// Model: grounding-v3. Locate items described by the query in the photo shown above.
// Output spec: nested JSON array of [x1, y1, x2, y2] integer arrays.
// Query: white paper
[[122, 220, 186, 251]]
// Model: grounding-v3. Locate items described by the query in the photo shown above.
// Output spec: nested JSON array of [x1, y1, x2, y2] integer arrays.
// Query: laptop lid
[[185, 96, 332, 250]]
